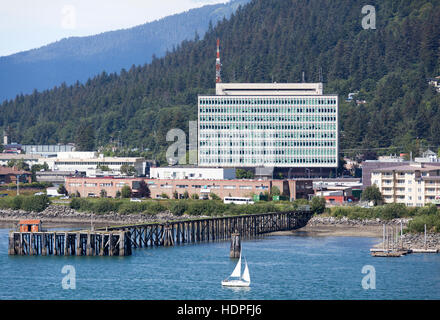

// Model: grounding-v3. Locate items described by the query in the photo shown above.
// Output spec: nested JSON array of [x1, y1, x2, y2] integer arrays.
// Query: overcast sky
[[0, 0, 229, 57]]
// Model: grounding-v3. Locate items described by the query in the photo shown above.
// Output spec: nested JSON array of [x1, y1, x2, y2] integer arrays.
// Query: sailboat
[[221, 251, 251, 287]]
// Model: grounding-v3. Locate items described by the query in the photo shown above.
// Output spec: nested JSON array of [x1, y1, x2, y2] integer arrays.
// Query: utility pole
[[16, 174, 20, 196]]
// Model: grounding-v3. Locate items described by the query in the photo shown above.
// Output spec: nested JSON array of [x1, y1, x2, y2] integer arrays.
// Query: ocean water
[[0, 228, 439, 300]]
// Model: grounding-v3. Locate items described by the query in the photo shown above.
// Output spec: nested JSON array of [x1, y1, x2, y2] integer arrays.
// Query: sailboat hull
[[221, 280, 250, 287]]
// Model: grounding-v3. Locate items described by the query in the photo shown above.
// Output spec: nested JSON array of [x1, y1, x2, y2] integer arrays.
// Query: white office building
[[39, 155, 147, 177], [198, 82, 338, 168]]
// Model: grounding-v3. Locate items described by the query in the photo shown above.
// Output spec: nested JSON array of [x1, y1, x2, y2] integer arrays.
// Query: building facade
[[0, 154, 41, 167], [149, 167, 236, 180], [198, 83, 338, 168], [0, 167, 32, 184], [65, 177, 313, 201], [371, 163, 440, 206], [40, 156, 147, 177]]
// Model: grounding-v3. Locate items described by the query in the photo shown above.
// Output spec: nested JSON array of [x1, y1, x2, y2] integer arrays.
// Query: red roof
[[19, 219, 41, 225]]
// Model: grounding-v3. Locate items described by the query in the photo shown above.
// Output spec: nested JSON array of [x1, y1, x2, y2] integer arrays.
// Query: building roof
[[375, 164, 440, 172], [0, 154, 40, 160], [214, 82, 324, 96], [18, 219, 41, 225], [0, 166, 31, 175], [53, 157, 144, 162]]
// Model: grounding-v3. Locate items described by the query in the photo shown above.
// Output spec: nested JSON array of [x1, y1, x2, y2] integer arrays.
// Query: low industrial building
[[149, 167, 236, 180], [41, 155, 147, 177], [21, 145, 75, 156], [35, 171, 83, 185], [0, 154, 41, 168], [65, 177, 313, 201]]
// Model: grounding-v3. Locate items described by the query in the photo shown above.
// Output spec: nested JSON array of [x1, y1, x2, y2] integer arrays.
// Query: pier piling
[[230, 233, 241, 259]]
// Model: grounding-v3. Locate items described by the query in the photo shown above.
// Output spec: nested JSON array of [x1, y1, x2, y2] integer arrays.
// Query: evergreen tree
[[121, 185, 132, 198], [75, 124, 95, 151]]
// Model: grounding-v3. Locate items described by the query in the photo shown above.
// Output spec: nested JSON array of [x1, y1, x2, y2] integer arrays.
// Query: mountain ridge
[[0, 0, 439, 164], [0, 0, 250, 101]]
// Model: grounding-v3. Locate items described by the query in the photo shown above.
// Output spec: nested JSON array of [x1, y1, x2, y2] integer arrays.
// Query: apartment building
[[371, 163, 440, 206]]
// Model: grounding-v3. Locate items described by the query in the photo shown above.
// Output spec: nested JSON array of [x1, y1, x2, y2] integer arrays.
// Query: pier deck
[[8, 210, 312, 256]]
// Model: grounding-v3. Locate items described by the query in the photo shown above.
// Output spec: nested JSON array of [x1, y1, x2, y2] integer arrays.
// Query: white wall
[[150, 167, 236, 180]]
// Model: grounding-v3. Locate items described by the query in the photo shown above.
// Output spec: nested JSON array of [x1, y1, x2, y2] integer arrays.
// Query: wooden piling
[[109, 233, 114, 256], [8, 232, 14, 255], [86, 232, 92, 256], [230, 233, 241, 259], [163, 225, 174, 247], [100, 234, 105, 256], [119, 231, 125, 256], [75, 232, 81, 256]]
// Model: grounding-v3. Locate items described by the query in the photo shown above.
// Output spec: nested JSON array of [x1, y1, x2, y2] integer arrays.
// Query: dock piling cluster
[[8, 230, 132, 256]]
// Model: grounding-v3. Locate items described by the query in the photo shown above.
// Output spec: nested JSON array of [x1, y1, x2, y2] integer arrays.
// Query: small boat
[[221, 251, 250, 287]]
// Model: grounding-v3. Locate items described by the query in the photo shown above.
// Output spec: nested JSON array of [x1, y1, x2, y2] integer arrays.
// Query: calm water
[[0, 228, 439, 300]]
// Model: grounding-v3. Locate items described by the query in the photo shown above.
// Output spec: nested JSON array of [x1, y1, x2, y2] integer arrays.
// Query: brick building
[[0, 166, 32, 184], [65, 177, 313, 201]]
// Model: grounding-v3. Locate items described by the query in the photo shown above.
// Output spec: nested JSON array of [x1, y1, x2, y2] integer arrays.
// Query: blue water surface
[[0, 228, 439, 300]]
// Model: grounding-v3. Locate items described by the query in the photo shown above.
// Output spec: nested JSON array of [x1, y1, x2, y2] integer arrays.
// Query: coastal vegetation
[[360, 185, 384, 206], [327, 203, 440, 233], [67, 197, 317, 217], [329, 203, 437, 220], [0, 181, 52, 191], [0, 194, 50, 212], [0, 0, 439, 162]]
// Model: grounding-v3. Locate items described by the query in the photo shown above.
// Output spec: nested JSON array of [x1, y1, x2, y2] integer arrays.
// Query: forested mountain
[[0, 0, 249, 101], [1, 0, 440, 164]]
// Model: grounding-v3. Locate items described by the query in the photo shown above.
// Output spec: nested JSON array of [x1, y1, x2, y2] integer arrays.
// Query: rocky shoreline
[[0, 205, 201, 227], [376, 233, 440, 251], [401, 233, 440, 250], [307, 215, 411, 227], [305, 215, 440, 250]]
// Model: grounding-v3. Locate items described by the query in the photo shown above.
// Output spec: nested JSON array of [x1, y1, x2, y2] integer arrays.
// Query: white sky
[[0, 0, 229, 57]]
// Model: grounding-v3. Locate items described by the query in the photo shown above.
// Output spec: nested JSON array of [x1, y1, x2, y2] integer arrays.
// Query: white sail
[[242, 260, 250, 283], [230, 254, 241, 278]]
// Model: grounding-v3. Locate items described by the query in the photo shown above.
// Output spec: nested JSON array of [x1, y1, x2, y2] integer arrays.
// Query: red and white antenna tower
[[216, 38, 222, 83]]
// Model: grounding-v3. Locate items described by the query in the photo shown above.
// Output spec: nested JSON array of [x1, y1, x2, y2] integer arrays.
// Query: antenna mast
[[216, 38, 222, 83]]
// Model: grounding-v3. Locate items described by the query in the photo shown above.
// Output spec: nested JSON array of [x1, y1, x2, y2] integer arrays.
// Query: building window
[[85, 183, 97, 187], [69, 183, 82, 187]]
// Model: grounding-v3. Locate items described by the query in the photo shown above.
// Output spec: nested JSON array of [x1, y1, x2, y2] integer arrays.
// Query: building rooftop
[[0, 154, 40, 160], [214, 82, 325, 96], [0, 166, 31, 175], [375, 163, 440, 172], [52, 157, 144, 162]]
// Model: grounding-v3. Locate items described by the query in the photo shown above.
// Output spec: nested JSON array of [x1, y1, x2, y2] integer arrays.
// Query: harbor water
[[0, 228, 439, 300]]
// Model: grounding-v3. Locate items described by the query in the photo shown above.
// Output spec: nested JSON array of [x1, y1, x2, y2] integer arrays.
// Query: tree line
[[0, 0, 439, 162]]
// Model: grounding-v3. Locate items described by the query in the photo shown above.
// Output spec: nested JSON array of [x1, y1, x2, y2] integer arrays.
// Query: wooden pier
[[98, 211, 312, 250], [8, 230, 132, 256], [8, 210, 312, 256]]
